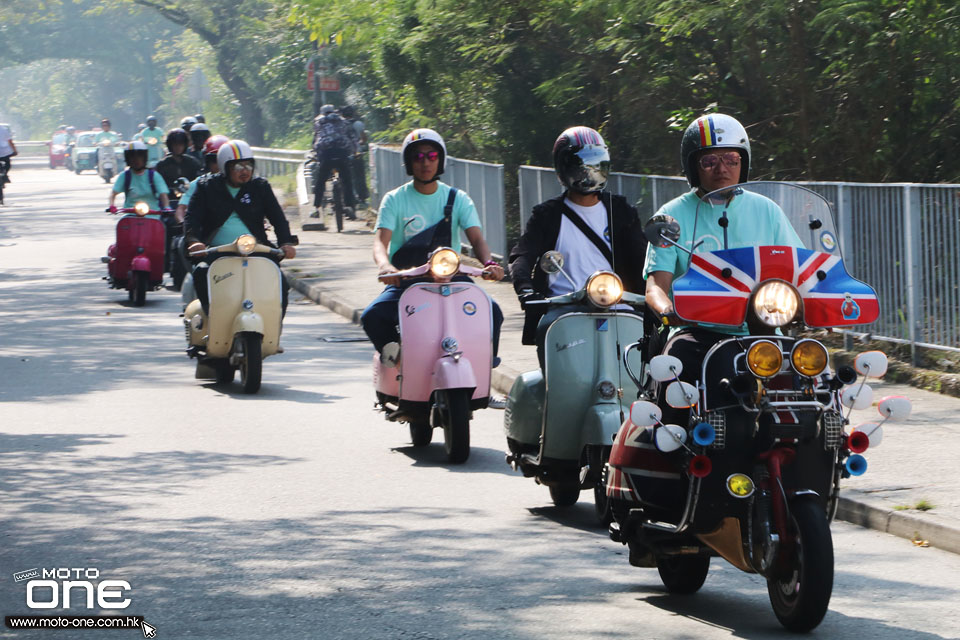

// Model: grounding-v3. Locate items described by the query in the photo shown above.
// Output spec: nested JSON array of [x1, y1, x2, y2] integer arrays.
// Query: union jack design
[[672, 246, 879, 327]]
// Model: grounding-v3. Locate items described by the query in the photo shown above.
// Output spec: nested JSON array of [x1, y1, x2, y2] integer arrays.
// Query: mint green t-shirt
[[112, 169, 170, 211], [375, 181, 482, 261], [95, 130, 120, 144], [209, 186, 253, 246]]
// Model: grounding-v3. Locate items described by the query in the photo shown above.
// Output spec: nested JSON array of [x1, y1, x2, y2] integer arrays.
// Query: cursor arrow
[[141, 620, 157, 638]]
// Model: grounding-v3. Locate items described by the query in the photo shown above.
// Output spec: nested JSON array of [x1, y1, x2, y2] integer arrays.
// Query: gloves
[[518, 288, 544, 311], [107, 206, 117, 213]]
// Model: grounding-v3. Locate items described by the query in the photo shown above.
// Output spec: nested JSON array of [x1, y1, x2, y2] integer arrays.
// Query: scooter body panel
[[373, 352, 400, 398], [108, 214, 166, 287], [432, 356, 478, 391], [504, 370, 545, 446], [205, 256, 283, 358]]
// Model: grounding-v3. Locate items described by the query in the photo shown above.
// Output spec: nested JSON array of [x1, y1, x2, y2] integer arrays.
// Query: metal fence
[[370, 145, 507, 259], [251, 147, 306, 179]]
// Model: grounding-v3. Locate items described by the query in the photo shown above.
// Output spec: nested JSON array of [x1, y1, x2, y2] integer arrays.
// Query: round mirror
[[654, 424, 687, 453], [840, 384, 873, 410], [539, 251, 565, 274], [853, 422, 883, 448], [878, 395, 912, 421], [643, 214, 681, 248], [649, 355, 683, 382], [854, 351, 888, 378], [629, 401, 661, 427], [666, 381, 698, 409]]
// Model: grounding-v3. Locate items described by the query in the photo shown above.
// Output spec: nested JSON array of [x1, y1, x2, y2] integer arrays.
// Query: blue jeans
[[361, 276, 503, 356]]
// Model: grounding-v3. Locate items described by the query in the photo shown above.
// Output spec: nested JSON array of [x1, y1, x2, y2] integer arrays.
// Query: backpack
[[314, 115, 353, 152]]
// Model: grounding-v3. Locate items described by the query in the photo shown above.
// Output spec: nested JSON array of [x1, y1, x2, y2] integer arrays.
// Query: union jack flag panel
[[672, 246, 879, 327]]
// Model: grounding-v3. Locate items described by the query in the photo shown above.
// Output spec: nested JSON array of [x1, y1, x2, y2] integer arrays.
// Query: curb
[[288, 272, 960, 555]]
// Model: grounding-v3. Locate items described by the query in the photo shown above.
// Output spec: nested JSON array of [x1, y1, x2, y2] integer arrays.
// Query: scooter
[[167, 177, 191, 291], [373, 247, 494, 464], [102, 202, 170, 306], [605, 182, 912, 631], [97, 140, 119, 183], [504, 251, 645, 521], [183, 234, 289, 394]]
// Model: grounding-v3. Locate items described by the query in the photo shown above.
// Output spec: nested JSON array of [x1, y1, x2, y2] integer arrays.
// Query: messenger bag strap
[[559, 201, 614, 266]]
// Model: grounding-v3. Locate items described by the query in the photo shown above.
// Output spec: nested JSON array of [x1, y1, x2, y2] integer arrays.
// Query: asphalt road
[[1, 167, 958, 639]]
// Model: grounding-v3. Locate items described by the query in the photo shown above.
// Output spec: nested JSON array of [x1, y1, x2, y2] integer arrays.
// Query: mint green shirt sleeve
[[375, 190, 397, 232], [152, 171, 170, 195], [180, 178, 199, 207], [453, 191, 481, 231]]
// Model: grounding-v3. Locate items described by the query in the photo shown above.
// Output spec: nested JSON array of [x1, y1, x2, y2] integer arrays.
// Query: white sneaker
[[488, 395, 508, 410]]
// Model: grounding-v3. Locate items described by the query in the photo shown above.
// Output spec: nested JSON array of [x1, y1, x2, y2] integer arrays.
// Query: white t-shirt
[[548, 197, 612, 296], [0, 124, 13, 158]]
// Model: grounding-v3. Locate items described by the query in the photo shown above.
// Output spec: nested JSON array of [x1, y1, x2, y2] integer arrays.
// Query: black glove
[[518, 288, 544, 311]]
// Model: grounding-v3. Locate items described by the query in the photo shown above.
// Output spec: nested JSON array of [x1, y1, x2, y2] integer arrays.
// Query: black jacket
[[508, 192, 647, 344], [155, 153, 202, 194], [184, 173, 296, 248]]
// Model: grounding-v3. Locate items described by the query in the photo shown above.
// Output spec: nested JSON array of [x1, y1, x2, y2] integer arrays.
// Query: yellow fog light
[[429, 248, 460, 277], [752, 281, 800, 327], [134, 202, 150, 216], [585, 271, 623, 307], [746, 340, 783, 378], [791, 339, 828, 377], [236, 234, 257, 255], [726, 473, 755, 498]]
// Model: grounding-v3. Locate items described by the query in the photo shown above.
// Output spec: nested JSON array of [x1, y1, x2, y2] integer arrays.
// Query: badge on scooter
[[462, 301, 477, 316], [841, 293, 861, 321], [820, 230, 837, 253], [596, 319, 609, 332]]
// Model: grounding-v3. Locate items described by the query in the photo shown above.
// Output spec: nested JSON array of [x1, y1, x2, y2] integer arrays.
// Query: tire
[[333, 180, 345, 232], [657, 555, 710, 594], [438, 389, 471, 463], [767, 497, 834, 632], [215, 363, 236, 384], [594, 476, 613, 525], [102, 169, 113, 183], [549, 482, 580, 507], [130, 271, 147, 306], [409, 422, 433, 447], [75, 167, 82, 175], [239, 332, 263, 394], [171, 255, 186, 291]]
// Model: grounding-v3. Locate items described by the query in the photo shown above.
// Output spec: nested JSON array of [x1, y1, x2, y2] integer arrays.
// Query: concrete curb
[[288, 271, 960, 555]]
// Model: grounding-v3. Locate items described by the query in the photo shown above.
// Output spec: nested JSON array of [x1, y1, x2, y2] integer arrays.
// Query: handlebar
[[107, 207, 174, 216]]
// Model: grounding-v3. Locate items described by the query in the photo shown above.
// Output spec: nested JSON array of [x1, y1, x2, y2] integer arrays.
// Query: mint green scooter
[[504, 251, 646, 522]]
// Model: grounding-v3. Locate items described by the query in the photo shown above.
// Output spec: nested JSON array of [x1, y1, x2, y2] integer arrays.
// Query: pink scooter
[[373, 247, 494, 463], [102, 203, 171, 306]]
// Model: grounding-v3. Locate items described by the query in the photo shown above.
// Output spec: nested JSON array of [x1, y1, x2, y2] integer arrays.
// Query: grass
[[894, 500, 936, 512]]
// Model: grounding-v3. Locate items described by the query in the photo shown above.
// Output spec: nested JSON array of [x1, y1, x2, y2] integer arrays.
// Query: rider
[[340, 105, 369, 209], [508, 126, 647, 369], [360, 128, 505, 363], [156, 128, 202, 206], [95, 119, 120, 144], [183, 140, 298, 315], [643, 113, 802, 422], [180, 116, 198, 132], [0, 122, 18, 192], [141, 116, 165, 168], [187, 123, 211, 164], [107, 141, 170, 212], [194, 113, 206, 124], [311, 104, 357, 219], [175, 134, 228, 222]]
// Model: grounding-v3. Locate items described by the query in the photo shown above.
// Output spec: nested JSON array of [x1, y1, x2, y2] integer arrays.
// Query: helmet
[[124, 140, 148, 163], [66, 126, 76, 134], [180, 116, 198, 131], [217, 139, 255, 173], [341, 105, 356, 119], [189, 122, 211, 147], [552, 126, 610, 194], [56, 124, 67, 131], [320, 104, 336, 116], [137, 123, 146, 131], [680, 113, 751, 187], [101, 118, 111, 127], [165, 128, 190, 150], [401, 128, 447, 177], [203, 134, 229, 157], [194, 113, 205, 123], [146, 115, 157, 127]]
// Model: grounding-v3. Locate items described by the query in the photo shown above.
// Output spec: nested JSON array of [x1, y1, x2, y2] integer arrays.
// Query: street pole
[[312, 42, 321, 120]]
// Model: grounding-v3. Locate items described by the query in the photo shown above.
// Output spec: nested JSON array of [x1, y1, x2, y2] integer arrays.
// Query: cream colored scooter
[[183, 234, 288, 394]]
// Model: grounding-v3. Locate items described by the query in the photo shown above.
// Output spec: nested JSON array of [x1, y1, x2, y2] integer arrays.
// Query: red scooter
[[102, 203, 171, 306]]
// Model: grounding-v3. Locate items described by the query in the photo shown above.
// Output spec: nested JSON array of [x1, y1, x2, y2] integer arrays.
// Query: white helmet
[[400, 128, 447, 178], [123, 140, 149, 163], [216, 139, 255, 173]]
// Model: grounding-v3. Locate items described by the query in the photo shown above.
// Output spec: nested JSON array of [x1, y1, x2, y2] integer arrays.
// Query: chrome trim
[[642, 476, 702, 534]]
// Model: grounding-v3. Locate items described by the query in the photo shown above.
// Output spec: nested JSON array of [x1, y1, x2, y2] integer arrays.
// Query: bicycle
[[329, 168, 347, 233], [0, 158, 8, 206]]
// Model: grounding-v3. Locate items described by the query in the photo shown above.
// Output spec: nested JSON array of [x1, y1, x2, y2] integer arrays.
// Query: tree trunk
[[215, 54, 266, 145]]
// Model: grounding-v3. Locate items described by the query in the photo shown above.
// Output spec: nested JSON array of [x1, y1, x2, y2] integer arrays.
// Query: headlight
[[134, 202, 150, 216], [746, 340, 783, 378], [585, 271, 623, 307], [726, 473, 755, 498], [146, 137, 158, 145], [429, 248, 460, 277], [236, 234, 257, 255], [752, 281, 800, 327], [791, 339, 828, 377]]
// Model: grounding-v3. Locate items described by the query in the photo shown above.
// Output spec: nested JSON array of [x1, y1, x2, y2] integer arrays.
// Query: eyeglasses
[[414, 151, 440, 162], [699, 152, 741, 170], [231, 161, 254, 172]]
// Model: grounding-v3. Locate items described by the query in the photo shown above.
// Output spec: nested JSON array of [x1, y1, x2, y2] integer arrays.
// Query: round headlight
[[429, 248, 460, 278], [585, 271, 623, 307], [746, 340, 783, 378], [134, 202, 150, 216], [146, 137, 158, 145], [726, 473, 755, 498], [236, 234, 257, 255], [752, 281, 800, 327], [791, 339, 828, 377]]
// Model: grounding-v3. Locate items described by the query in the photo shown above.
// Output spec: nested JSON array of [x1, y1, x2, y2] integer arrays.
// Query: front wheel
[[767, 497, 834, 632], [129, 271, 147, 306], [657, 555, 710, 594], [549, 482, 580, 507], [238, 332, 263, 394], [102, 169, 113, 183], [438, 389, 471, 463], [332, 180, 345, 232], [409, 422, 432, 447]]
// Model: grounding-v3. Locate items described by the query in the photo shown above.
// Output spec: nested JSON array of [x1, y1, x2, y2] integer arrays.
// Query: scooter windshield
[[674, 181, 878, 328]]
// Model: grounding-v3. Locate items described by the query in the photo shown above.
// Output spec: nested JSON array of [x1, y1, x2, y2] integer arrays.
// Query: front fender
[[583, 403, 625, 449], [232, 311, 264, 336], [432, 357, 477, 392], [130, 254, 151, 272]]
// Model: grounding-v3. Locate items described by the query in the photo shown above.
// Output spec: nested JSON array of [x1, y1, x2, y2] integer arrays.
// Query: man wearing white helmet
[[107, 141, 170, 213], [360, 128, 505, 363], [184, 140, 298, 314]]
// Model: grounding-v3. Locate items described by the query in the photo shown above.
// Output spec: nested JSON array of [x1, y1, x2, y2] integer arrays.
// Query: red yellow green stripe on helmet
[[224, 141, 244, 161], [697, 116, 718, 147]]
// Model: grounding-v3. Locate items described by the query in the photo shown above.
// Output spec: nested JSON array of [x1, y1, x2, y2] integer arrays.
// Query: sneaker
[[344, 207, 356, 220], [488, 395, 508, 410], [309, 209, 320, 219]]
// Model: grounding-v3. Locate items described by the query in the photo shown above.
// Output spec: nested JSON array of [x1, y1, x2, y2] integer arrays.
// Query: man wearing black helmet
[[156, 129, 202, 206], [508, 126, 647, 368]]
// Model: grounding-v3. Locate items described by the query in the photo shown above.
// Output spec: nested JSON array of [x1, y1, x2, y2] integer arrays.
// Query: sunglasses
[[414, 151, 440, 162], [699, 152, 741, 170], [230, 161, 255, 172]]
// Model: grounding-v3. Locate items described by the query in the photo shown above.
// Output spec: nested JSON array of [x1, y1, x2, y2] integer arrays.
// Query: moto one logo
[[23, 568, 131, 610]]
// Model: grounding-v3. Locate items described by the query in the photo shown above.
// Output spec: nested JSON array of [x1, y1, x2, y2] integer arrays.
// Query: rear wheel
[[239, 332, 263, 394], [657, 555, 710, 594], [438, 389, 471, 463], [767, 497, 834, 632], [129, 271, 147, 306], [549, 482, 580, 507], [409, 422, 433, 447]]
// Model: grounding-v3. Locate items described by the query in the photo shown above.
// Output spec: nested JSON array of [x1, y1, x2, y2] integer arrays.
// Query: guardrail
[[250, 147, 307, 179], [14, 140, 50, 158]]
